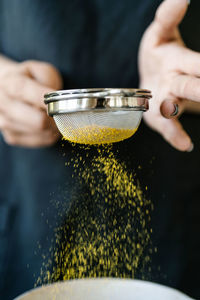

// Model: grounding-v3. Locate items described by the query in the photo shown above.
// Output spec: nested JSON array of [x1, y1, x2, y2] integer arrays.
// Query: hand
[[139, 0, 197, 152], [0, 59, 63, 147]]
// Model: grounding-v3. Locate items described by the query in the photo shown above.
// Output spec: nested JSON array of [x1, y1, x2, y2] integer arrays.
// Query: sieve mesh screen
[[53, 111, 142, 145]]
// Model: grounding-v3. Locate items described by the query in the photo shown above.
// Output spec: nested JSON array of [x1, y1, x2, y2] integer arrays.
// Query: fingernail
[[187, 143, 194, 152], [171, 104, 179, 117]]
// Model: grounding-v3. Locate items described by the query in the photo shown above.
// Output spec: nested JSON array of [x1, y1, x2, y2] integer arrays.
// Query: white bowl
[[15, 278, 194, 300]]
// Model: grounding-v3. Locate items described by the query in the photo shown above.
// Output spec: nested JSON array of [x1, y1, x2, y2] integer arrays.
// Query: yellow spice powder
[[36, 144, 153, 285], [62, 125, 137, 145]]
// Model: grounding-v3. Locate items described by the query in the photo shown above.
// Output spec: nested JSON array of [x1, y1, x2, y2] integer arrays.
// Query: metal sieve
[[44, 88, 152, 145]]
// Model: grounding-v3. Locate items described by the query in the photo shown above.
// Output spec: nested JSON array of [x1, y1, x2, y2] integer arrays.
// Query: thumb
[[21, 60, 63, 90], [153, 0, 189, 42], [159, 117, 193, 152], [144, 113, 193, 152]]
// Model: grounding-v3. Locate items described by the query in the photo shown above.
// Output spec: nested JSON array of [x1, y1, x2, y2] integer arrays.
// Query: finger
[[1, 74, 53, 109], [2, 129, 60, 148], [175, 47, 200, 77], [171, 74, 200, 102], [20, 60, 63, 90], [161, 118, 193, 152], [160, 98, 185, 119], [144, 113, 193, 152], [1, 122, 60, 139], [0, 97, 54, 132], [152, 0, 189, 43], [0, 115, 32, 133], [0, 113, 58, 134]]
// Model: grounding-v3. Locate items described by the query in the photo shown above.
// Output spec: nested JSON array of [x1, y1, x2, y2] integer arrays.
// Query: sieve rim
[[44, 88, 152, 103], [46, 96, 149, 116]]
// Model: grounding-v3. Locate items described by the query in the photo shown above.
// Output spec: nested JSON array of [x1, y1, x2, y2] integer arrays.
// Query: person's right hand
[[0, 59, 63, 147], [139, 0, 198, 152]]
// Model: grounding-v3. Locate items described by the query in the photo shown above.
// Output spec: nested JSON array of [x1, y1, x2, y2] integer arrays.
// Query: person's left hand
[[139, 0, 199, 152], [0, 59, 63, 148]]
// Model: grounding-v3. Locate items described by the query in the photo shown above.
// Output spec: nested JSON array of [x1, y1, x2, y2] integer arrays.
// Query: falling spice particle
[[36, 143, 154, 286]]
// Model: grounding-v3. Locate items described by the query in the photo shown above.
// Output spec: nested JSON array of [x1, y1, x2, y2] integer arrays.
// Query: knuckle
[[36, 114, 48, 131], [19, 60, 35, 75], [0, 65, 19, 87], [20, 60, 33, 68], [7, 76, 26, 98], [0, 118, 8, 130], [3, 133, 17, 146], [45, 131, 60, 146]]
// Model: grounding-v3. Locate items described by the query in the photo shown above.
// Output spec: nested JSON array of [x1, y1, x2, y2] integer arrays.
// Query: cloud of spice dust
[[36, 144, 154, 285]]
